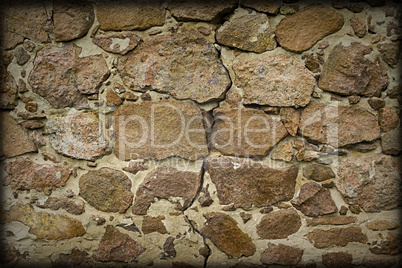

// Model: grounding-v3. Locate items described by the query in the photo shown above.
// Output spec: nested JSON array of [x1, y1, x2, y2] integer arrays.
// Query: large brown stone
[[336, 154, 401, 212], [200, 212, 256, 258], [0, 112, 37, 158], [306, 216, 356, 226], [378, 107, 399, 132], [299, 101, 381, 147], [37, 197, 84, 215], [322, 252, 353, 268], [260, 243, 303, 265], [79, 168, 133, 213], [291, 181, 338, 217], [233, 54, 316, 107], [303, 164, 335, 182], [133, 167, 201, 215], [367, 220, 399, 231], [93, 32, 142, 55], [206, 157, 298, 210], [28, 43, 109, 109], [241, 0, 282, 14], [142, 216, 168, 234], [118, 29, 230, 103], [370, 232, 402, 255], [94, 225, 146, 262], [305, 227, 368, 248], [113, 101, 208, 161], [256, 209, 301, 239], [211, 108, 287, 157], [318, 43, 389, 97], [0, 51, 17, 109], [275, 5, 344, 52], [96, 0, 165, 31]]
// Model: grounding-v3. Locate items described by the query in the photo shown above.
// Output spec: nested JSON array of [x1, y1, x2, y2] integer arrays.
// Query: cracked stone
[[256, 209, 301, 239], [260, 243, 303, 265], [377, 42, 400, 67], [305, 227, 368, 248]]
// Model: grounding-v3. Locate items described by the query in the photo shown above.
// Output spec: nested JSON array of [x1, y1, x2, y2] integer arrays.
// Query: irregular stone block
[[322, 252, 353, 268], [350, 16, 367, 38], [280, 108, 300, 136], [270, 140, 294, 162], [367, 220, 399, 231], [241, 0, 282, 14], [370, 232, 402, 255], [306, 216, 356, 226], [378, 107, 399, 132], [142, 216, 168, 235], [305, 227, 368, 248], [260, 243, 303, 265], [256, 209, 301, 239], [377, 42, 400, 67], [93, 32, 142, 55], [37, 197, 84, 215], [362, 254, 396, 267], [303, 164, 335, 182], [53, 249, 94, 268], [381, 128, 401, 155]]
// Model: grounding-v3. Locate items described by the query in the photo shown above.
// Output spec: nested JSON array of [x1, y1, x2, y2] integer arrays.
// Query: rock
[[14, 47, 30, 66], [0, 51, 18, 109], [299, 101, 381, 147], [0, 242, 29, 264], [20, 120, 44, 130], [291, 181, 338, 217], [306, 216, 356, 226], [118, 29, 230, 103], [349, 204, 361, 214], [348, 95, 361, 104], [350, 16, 366, 38], [339, 205, 348, 215], [198, 184, 213, 207], [90, 215, 106, 226], [25, 102, 38, 113], [280, 108, 300, 136], [259, 207, 273, 214], [140, 92, 152, 101], [377, 42, 400, 67], [216, 12, 276, 53], [37, 197, 84, 215], [241, 0, 282, 14], [318, 42, 389, 97], [122, 160, 148, 175], [53, 0, 94, 42], [123, 92, 138, 101], [106, 88, 123, 106], [336, 154, 401, 212], [303, 164, 335, 182], [93, 32, 142, 55], [211, 108, 287, 157], [0, 112, 37, 158], [94, 226, 146, 262], [197, 27, 211, 36], [370, 232, 401, 255], [260, 243, 303, 265], [168, 0, 237, 22], [381, 128, 402, 155], [53, 249, 94, 268], [367, 220, 399, 231], [206, 157, 298, 210], [378, 107, 399, 132], [113, 101, 208, 161], [201, 212, 256, 258], [347, 4, 364, 13], [256, 209, 301, 239], [233, 54, 316, 107], [2, 202, 85, 240], [322, 252, 353, 268], [240, 212, 252, 224], [142, 216, 168, 234], [79, 168, 133, 213], [163, 237, 176, 258], [270, 140, 294, 162], [28, 43, 109, 109], [46, 112, 107, 161], [362, 254, 396, 268], [305, 227, 368, 248], [96, 0, 165, 31], [275, 5, 344, 52], [133, 167, 201, 215], [368, 98, 385, 110]]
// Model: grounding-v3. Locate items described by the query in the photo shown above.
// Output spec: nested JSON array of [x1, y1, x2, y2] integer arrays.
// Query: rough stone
[[350, 16, 367, 38], [377, 42, 400, 67], [53, 0, 94, 42], [260, 243, 303, 265], [93, 32, 142, 55], [241, 0, 282, 14], [0, 51, 18, 109], [53, 249, 94, 268], [233, 54, 316, 107], [336, 154, 401, 212], [270, 140, 294, 162], [118, 29, 230, 103], [20, 120, 44, 130], [240, 212, 252, 224], [216, 12, 276, 53], [291, 181, 338, 217], [0, 242, 29, 264], [370, 232, 401, 255], [211, 108, 288, 157], [349, 204, 362, 214], [142, 216, 168, 234], [362, 254, 396, 267], [94, 225, 146, 262], [256, 209, 301, 239], [303, 164, 335, 182], [37, 197, 84, 215], [198, 184, 213, 207], [28, 43, 110, 109], [123, 92, 138, 101], [318, 43, 389, 97], [280, 108, 300, 136], [122, 160, 148, 175], [306, 216, 356, 226], [367, 220, 399, 231], [347, 4, 364, 13], [133, 167, 201, 215], [322, 252, 353, 268], [163, 237, 176, 258], [275, 5, 344, 52], [378, 107, 399, 132], [305, 227, 368, 248], [339, 205, 348, 215], [14, 47, 30, 66], [113, 101, 208, 161], [299, 101, 381, 147], [206, 157, 298, 210], [25, 102, 38, 113], [348, 95, 361, 104], [201, 212, 256, 258], [106, 88, 123, 106], [368, 98, 385, 110], [381, 128, 401, 155], [79, 168, 133, 213], [90, 215, 106, 226]]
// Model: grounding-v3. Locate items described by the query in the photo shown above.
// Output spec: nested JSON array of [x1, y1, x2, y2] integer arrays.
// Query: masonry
[[0, 0, 401, 267]]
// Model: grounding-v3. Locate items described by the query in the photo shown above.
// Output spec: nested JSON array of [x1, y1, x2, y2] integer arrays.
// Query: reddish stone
[[142, 216, 168, 234], [305, 227, 368, 248], [93, 32, 142, 55], [260, 243, 303, 265], [122, 160, 148, 175], [256, 209, 301, 239], [322, 252, 353, 268], [37, 197, 84, 215], [378, 107, 399, 132]]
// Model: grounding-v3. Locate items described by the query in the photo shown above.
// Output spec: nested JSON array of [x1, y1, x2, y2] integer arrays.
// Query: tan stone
[[260, 243, 303, 265], [0, 52, 18, 109], [322, 252, 353, 268], [142, 216, 168, 235], [280, 108, 300, 136], [377, 42, 400, 67], [378, 107, 399, 132], [256, 209, 301, 239], [241, 0, 282, 14], [93, 32, 142, 55], [303, 164, 335, 182], [270, 140, 294, 162], [366, 220, 399, 231], [350, 16, 367, 38], [306, 216, 356, 226], [305, 227, 368, 248], [362, 254, 396, 268]]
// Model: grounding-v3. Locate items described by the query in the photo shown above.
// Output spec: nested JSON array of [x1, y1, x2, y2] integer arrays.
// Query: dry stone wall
[[0, 0, 401, 267]]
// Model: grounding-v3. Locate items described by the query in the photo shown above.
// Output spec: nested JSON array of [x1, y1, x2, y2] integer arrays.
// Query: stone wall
[[0, 0, 401, 267]]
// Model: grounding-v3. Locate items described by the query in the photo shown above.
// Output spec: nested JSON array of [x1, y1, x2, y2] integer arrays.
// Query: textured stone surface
[[303, 164, 335, 182], [241, 0, 282, 14], [370, 232, 402, 255], [93, 32, 142, 55], [216, 12, 276, 53], [305, 227, 368, 248], [46, 112, 106, 161], [362, 255, 396, 268], [211, 108, 287, 157], [233, 54, 316, 107], [206, 157, 298, 209], [306, 216, 356, 226], [322, 252, 353, 268], [94, 226, 146, 262], [118, 29, 230, 103], [28, 44, 109, 109], [106, 88, 123, 106], [367, 220, 399, 231], [53, 0, 94, 42], [280, 108, 300, 136], [299, 101, 381, 147], [113, 101, 208, 161], [142, 216, 168, 234], [260, 243, 303, 265], [0, 50, 17, 109], [368, 98, 385, 110], [377, 42, 400, 67], [79, 168, 133, 213], [350, 16, 366, 38], [318, 43, 389, 97], [133, 167, 201, 215], [270, 140, 294, 162], [336, 154, 401, 212], [378, 107, 399, 132], [163, 237, 176, 258], [275, 5, 344, 52], [37, 197, 84, 215], [256, 209, 301, 239], [53, 249, 94, 268], [122, 160, 148, 175], [201, 212, 256, 258], [381, 128, 402, 155], [14, 47, 30, 66]]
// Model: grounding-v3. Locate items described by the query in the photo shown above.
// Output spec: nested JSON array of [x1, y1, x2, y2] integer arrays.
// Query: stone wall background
[[0, 0, 401, 267]]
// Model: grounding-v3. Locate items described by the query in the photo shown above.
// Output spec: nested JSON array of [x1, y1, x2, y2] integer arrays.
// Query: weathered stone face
[[306, 216, 357, 226], [303, 164, 335, 182], [377, 42, 400, 67], [37, 197, 84, 215], [133, 167, 201, 215], [53, 249, 94, 268], [28, 44, 110, 109], [322, 252, 353, 268], [318, 43, 389, 97], [0, 68, 17, 109], [305, 227, 368, 248], [362, 255, 396, 268], [270, 140, 294, 162], [93, 32, 142, 55], [378, 107, 399, 132], [201, 212, 256, 258], [233, 54, 316, 107], [79, 168, 133, 213], [275, 5, 344, 52], [280, 108, 300, 136], [381, 128, 401, 155], [370, 232, 402, 255], [256, 209, 301, 239], [260, 243, 303, 265], [206, 157, 298, 210], [336, 154, 402, 212], [118, 29, 231, 103], [350, 16, 367, 38], [366, 220, 399, 231], [46, 112, 106, 161], [142, 216, 168, 234]]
